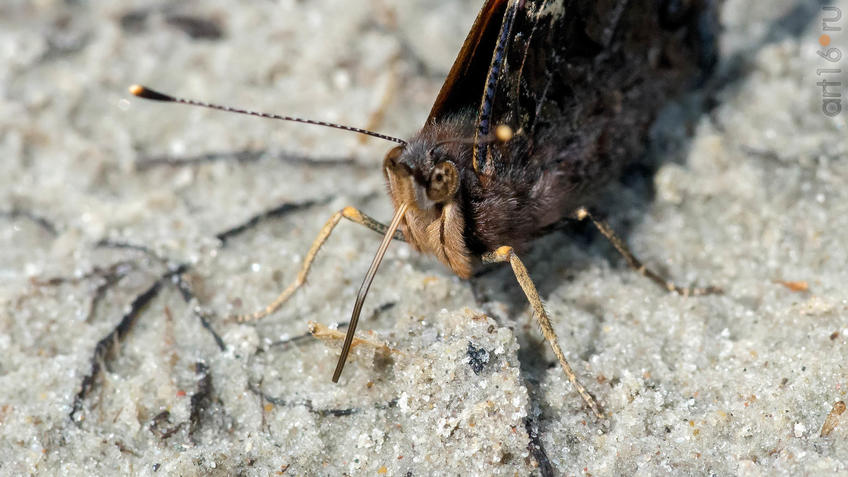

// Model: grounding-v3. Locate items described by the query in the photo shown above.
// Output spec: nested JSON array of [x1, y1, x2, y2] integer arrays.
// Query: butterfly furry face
[[382, 120, 473, 212], [381, 117, 478, 279]]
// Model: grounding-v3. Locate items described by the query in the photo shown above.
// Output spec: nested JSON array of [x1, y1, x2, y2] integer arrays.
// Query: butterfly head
[[382, 141, 463, 212], [381, 128, 474, 279], [383, 123, 472, 212]]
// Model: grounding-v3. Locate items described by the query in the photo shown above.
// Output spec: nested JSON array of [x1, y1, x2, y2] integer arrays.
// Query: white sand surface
[[1, 0, 846, 475]]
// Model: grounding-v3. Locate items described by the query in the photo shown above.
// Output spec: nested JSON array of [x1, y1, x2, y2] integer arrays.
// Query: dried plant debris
[[821, 401, 846, 438], [775, 280, 810, 293], [307, 321, 404, 357]]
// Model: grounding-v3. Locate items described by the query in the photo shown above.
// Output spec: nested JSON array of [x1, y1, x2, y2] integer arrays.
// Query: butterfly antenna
[[128, 84, 407, 145]]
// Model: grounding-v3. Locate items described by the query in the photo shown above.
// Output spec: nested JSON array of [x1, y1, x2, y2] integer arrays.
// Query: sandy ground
[[1, 0, 847, 475]]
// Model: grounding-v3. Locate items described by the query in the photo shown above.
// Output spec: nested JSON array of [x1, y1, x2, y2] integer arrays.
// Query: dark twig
[[95, 239, 170, 264], [86, 263, 136, 322], [135, 149, 361, 171], [164, 14, 223, 40], [524, 418, 554, 477], [173, 273, 226, 351], [0, 208, 59, 235], [136, 150, 265, 170], [69, 265, 188, 423], [149, 410, 184, 440], [28, 261, 137, 322], [246, 379, 397, 418], [94, 240, 226, 350], [188, 361, 213, 442], [215, 197, 331, 244], [267, 330, 323, 349], [30, 261, 136, 287]]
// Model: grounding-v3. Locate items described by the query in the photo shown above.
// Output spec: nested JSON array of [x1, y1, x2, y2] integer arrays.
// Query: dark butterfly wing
[[427, 0, 510, 122], [476, 0, 719, 178], [429, 0, 643, 174], [452, 0, 719, 253]]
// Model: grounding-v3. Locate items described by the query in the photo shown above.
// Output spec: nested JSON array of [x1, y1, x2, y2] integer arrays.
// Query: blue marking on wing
[[475, 2, 518, 172]]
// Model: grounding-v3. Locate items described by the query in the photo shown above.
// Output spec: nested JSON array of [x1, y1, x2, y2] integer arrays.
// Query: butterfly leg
[[483, 246, 604, 419], [232, 206, 404, 323], [575, 207, 722, 296]]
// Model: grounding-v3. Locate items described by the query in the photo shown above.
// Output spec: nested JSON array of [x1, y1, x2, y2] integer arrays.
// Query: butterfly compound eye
[[426, 160, 459, 202]]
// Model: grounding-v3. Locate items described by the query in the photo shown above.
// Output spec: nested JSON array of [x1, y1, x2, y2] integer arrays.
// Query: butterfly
[[131, 0, 721, 418]]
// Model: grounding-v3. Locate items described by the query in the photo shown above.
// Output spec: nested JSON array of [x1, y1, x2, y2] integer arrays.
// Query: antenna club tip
[[127, 85, 174, 102]]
